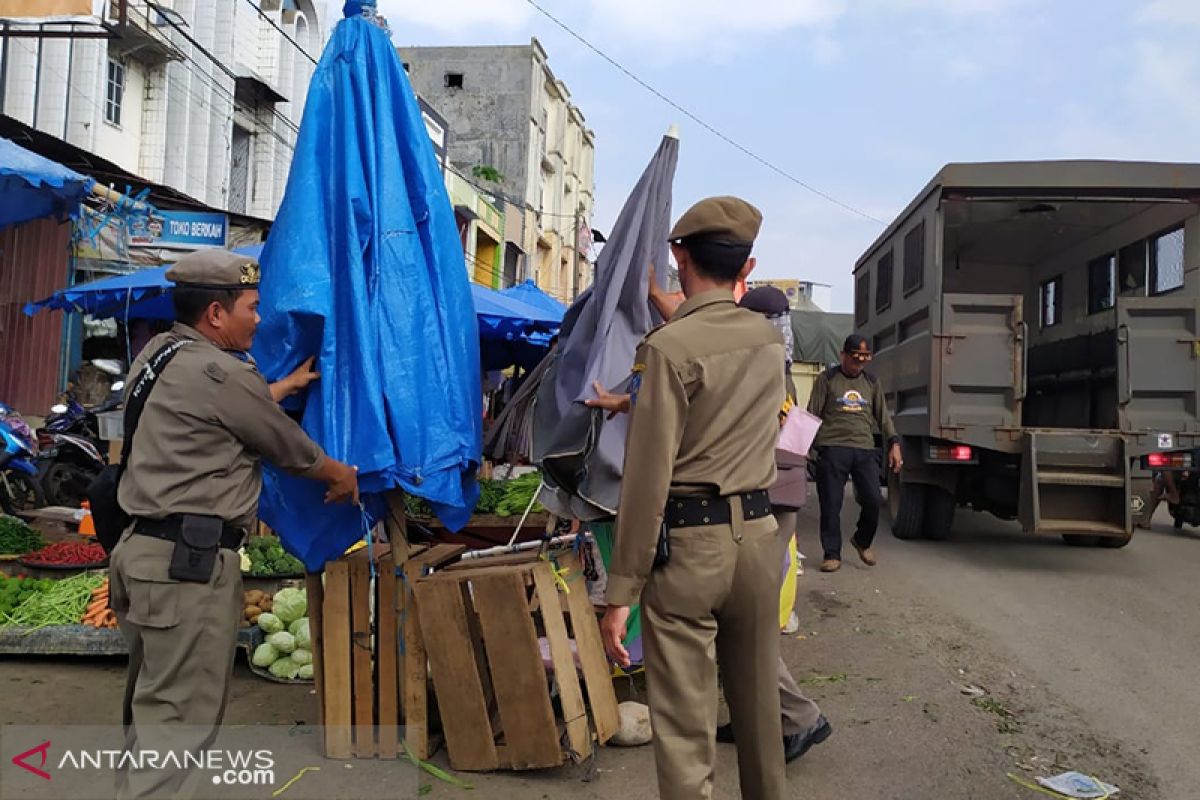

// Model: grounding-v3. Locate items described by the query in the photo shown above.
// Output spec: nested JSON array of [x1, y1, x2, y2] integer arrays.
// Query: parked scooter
[[35, 378, 123, 507], [0, 404, 44, 514]]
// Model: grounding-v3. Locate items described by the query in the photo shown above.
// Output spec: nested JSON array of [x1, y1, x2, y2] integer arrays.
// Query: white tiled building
[[0, 0, 323, 219]]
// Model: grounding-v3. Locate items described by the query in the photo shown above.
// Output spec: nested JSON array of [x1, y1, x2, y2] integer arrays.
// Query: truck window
[[1040, 275, 1063, 328], [903, 221, 924, 295], [1088, 255, 1116, 314], [855, 271, 870, 327], [1150, 227, 1185, 295], [1118, 240, 1147, 295], [876, 249, 894, 312]]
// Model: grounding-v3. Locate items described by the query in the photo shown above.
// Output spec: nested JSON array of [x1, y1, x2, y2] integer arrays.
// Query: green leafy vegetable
[[252, 642, 280, 667], [290, 648, 312, 666], [495, 472, 545, 517], [266, 631, 296, 654], [269, 657, 300, 679], [272, 588, 307, 624], [1, 572, 106, 630], [0, 516, 43, 555], [256, 612, 284, 634], [289, 618, 310, 649]]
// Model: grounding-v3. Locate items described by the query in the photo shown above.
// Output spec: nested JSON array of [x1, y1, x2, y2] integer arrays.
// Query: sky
[[355, 0, 1199, 311]]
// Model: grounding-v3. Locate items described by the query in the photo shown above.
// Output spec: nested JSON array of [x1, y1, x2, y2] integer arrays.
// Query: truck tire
[[1097, 534, 1132, 548], [923, 486, 956, 541], [888, 472, 926, 540], [1061, 534, 1101, 547]]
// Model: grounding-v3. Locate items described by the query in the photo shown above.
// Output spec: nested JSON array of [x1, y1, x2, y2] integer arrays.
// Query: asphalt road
[[858, 502, 1200, 799]]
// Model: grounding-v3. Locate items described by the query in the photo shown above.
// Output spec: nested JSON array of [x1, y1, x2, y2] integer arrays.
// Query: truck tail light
[[928, 444, 975, 462], [1146, 452, 1192, 469]]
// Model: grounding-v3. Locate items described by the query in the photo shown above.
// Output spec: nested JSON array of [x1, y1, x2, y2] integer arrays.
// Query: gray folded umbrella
[[532, 131, 680, 520]]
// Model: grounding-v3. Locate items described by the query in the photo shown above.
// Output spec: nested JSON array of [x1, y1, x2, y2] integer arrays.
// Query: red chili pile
[[21, 541, 107, 566]]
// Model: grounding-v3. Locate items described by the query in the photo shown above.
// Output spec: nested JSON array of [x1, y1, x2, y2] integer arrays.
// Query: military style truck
[[856, 161, 1200, 546]]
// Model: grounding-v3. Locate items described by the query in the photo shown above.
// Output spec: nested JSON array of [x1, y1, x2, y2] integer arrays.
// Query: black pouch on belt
[[653, 520, 670, 569], [169, 514, 223, 583]]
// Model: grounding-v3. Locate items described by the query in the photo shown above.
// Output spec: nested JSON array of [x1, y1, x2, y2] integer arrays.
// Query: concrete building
[[0, 0, 323, 223], [395, 38, 596, 302], [747, 278, 833, 311]]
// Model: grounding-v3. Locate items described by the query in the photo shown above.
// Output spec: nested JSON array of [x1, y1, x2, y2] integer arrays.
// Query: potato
[[244, 604, 262, 619], [259, 597, 272, 612], [245, 589, 266, 606]]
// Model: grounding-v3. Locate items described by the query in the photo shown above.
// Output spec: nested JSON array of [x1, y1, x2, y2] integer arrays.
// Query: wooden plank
[[401, 564, 429, 760], [349, 553, 375, 758], [531, 563, 591, 761], [475, 571, 564, 769], [414, 577, 500, 771], [322, 561, 353, 759], [305, 575, 326, 730], [559, 553, 620, 744], [460, 582, 498, 726], [384, 491, 413, 564], [406, 543, 467, 575], [377, 552, 400, 760], [443, 548, 571, 572]]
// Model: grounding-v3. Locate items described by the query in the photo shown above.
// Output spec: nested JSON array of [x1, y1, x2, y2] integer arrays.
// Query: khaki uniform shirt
[[606, 289, 786, 607], [118, 323, 326, 532]]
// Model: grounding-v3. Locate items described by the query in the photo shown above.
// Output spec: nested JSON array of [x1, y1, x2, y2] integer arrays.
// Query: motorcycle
[[35, 378, 123, 508], [0, 404, 45, 514]]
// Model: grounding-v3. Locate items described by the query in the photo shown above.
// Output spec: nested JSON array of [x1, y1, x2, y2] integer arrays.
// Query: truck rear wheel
[[1061, 534, 1101, 547], [1097, 534, 1132, 548], [924, 486, 956, 541], [888, 471, 926, 540]]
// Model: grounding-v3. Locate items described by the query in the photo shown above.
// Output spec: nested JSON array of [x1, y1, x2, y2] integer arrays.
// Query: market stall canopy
[[501, 280, 568, 318], [472, 283, 562, 337], [23, 245, 264, 321], [250, 6, 482, 571], [0, 136, 94, 230], [791, 309, 854, 366], [532, 131, 679, 520]]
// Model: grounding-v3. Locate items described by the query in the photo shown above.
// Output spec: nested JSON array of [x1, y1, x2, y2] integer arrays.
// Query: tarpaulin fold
[[251, 11, 482, 571], [532, 134, 679, 520], [0, 136, 93, 230]]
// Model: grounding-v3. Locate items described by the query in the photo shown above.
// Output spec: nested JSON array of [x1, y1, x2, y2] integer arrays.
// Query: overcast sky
[[355, 0, 1200, 311]]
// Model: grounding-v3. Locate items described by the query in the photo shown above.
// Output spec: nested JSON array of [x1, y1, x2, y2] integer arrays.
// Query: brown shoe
[[820, 559, 841, 573], [852, 541, 877, 566]]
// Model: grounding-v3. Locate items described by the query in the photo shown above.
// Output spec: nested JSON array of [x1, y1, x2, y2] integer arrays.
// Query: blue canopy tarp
[[501, 280, 568, 318], [0, 136, 94, 230], [23, 245, 264, 321], [250, 8, 483, 571]]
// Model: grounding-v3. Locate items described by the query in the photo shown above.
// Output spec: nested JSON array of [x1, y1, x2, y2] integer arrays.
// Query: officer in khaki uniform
[[110, 249, 358, 799], [600, 197, 788, 800]]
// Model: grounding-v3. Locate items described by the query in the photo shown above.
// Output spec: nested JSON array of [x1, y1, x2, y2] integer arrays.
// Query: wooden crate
[[306, 541, 466, 761], [412, 552, 619, 772]]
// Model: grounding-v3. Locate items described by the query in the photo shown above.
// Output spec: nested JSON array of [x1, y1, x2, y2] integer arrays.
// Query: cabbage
[[272, 588, 307, 624], [290, 648, 312, 666], [252, 642, 279, 667], [297, 664, 314, 680], [269, 657, 300, 679], [289, 618, 310, 649], [266, 631, 296, 654], [256, 613, 284, 634]]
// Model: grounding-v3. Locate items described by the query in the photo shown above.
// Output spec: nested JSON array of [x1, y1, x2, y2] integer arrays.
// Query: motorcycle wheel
[[41, 462, 94, 507], [0, 471, 46, 514]]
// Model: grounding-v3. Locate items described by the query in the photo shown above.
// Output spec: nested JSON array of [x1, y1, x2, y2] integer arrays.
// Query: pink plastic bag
[[778, 407, 822, 457]]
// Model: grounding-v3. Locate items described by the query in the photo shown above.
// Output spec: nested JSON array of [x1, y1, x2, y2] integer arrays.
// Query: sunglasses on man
[[846, 350, 872, 363]]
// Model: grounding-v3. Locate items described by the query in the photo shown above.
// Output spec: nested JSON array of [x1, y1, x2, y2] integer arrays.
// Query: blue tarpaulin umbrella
[[501, 280, 568, 318], [250, 6, 483, 571], [0, 136, 94, 230]]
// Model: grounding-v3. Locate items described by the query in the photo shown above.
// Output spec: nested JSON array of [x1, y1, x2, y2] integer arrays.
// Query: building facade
[[395, 38, 595, 302], [746, 278, 833, 311], [0, 0, 323, 222]]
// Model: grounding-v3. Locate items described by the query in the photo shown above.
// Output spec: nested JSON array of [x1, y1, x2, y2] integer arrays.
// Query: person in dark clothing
[[807, 334, 902, 572]]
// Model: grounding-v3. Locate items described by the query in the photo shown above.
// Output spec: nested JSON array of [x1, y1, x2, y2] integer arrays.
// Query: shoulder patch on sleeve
[[203, 362, 228, 383]]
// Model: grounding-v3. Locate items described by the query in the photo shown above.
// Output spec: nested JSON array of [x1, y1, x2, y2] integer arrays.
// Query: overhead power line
[[520, 0, 886, 226]]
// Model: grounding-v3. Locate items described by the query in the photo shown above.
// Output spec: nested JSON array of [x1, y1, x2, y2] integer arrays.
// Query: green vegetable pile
[[403, 494, 433, 520], [0, 575, 53, 618], [0, 516, 44, 555], [474, 480, 505, 515], [495, 472, 545, 517], [250, 587, 313, 681], [243, 535, 304, 576], [1, 572, 105, 630]]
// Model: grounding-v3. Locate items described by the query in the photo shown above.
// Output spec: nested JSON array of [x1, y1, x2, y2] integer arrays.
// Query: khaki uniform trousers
[[772, 510, 823, 736], [642, 498, 786, 800], [109, 530, 243, 800]]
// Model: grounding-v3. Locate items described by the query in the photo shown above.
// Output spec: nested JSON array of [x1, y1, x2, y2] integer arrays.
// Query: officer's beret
[[166, 249, 261, 289], [668, 196, 762, 245]]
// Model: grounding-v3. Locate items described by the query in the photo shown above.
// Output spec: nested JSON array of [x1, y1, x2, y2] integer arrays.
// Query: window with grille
[[1151, 227, 1185, 295], [855, 271, 870, 327], [1040, 275, 1063, 328], [902, 221, 924, 294], [105, 59, 124, 126], [1087, 254, 1116, 314], [876, 249, 893, 312]]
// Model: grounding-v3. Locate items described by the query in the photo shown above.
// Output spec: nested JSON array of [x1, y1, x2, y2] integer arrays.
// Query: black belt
[[665, 490, 772, 529], [132, 516, 245, 550]]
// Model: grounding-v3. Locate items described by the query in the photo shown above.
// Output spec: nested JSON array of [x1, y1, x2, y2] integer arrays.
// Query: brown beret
[[166, 248, 261, 289], [668, 196, 763, 245]]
